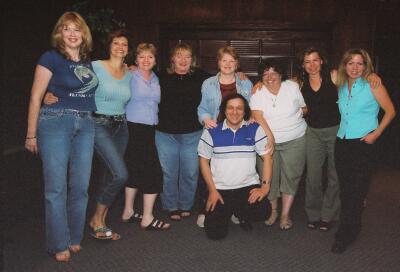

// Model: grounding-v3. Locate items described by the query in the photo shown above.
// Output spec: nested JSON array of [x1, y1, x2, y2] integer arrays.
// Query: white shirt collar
[[222, 119, 247, 131]]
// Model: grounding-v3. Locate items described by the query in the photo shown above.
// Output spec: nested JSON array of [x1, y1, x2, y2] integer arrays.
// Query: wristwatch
[[261, 180, 271, 185]]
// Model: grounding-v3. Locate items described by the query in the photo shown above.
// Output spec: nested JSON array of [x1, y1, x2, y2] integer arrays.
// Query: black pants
[[197, 175, 208, 214], [334, 138, 375, 244], [204, 185, 271, 240]]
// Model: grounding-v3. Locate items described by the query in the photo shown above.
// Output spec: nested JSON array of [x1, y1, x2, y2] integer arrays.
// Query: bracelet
[[26, 136, 36, 139]]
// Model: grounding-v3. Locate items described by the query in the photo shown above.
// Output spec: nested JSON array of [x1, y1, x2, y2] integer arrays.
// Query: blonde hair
[[167, 43, 198, 74], [217, 46, 240, 70], [136, 43, 157, 57], [336, 48, 374, 87], [51, 11, 92, 61]]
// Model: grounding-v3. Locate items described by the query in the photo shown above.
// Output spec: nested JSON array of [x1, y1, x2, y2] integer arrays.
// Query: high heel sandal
[[122, 211, 143, 223]]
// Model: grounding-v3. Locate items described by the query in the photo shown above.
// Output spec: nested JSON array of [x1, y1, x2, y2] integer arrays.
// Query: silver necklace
[[272, 97, 277, 107]]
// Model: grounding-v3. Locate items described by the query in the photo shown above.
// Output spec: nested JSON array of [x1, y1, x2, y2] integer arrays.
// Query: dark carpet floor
[[3, 151, 400, 272]]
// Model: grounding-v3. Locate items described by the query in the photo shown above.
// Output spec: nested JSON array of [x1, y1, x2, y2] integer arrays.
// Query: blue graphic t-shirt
[[38, 50, 98, 111]]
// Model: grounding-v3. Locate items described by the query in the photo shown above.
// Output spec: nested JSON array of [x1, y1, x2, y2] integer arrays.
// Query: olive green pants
[[257, 135, 306, 201], [305, 126, 340, 222]]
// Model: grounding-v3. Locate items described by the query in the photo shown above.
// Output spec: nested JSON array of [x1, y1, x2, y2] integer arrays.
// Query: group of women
[[25, 11, 395, 261]]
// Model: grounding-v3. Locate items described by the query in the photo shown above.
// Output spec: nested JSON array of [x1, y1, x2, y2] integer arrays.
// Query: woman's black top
[[302, 77, 340, 128], [157, 68, 211, 134]]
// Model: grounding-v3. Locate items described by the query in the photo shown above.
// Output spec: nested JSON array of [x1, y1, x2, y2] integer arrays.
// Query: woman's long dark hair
[[297, 47, 330, 86]]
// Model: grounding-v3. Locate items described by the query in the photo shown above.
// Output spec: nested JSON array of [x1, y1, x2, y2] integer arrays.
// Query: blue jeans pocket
[[94, 117, 110, 126], [39, 109, 61, 121]]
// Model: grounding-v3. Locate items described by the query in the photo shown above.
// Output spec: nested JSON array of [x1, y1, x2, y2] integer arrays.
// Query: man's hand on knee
[[206, 190, 224, 212]]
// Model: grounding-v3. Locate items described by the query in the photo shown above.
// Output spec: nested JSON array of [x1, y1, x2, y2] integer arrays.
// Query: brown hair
[[50, 11, 92, 61], [336, 48, 374, 87], [105, 29, 131, 58], [167, 42, 198, 74], [298, 47, 330, 84]]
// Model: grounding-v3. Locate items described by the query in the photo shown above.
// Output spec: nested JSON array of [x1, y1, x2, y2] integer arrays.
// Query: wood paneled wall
[[89, 0, 377, 65]]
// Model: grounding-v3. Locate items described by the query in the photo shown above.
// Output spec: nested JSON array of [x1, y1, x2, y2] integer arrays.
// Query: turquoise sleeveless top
[[337, 78, 379, 139]]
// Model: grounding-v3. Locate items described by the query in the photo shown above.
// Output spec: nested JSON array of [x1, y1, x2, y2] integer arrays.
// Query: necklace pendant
[[272, 103, 275, 108]]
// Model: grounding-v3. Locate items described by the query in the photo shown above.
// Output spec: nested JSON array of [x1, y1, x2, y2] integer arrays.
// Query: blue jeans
[[37, 108, 94, 254], [155, 130, 202, 211], [93, 115, 128, 206]]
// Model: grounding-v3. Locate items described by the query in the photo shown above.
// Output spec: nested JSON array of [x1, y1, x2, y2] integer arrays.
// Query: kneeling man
[[198, 93, 272, 240]]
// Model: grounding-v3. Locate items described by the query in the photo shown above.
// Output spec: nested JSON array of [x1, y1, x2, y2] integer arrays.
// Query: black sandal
[[319, 221, 331, 232], [142, 218, 171, 231], [307, 221, 319, 230], [169, 210, 181, 221], [122, 211, 142, 223]]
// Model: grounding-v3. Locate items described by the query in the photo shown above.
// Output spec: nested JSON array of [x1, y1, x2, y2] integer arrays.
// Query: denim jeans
[[155, 129, 202, 211], [37, 108, 94, 254], [93, 115, 128, 206]]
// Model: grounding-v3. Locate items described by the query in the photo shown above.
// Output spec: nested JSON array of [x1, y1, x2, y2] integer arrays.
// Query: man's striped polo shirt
[[198, 120, 268, 190]]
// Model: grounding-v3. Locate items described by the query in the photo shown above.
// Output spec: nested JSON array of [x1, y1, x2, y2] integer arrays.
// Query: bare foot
[[55, 250, 71, 262], [180, 211, 192, 218], [69, 244, 81, 253]]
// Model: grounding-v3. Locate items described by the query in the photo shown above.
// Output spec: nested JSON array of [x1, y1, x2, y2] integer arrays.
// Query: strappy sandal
[[55, 250, 71, 262], [122, 211, 143, 223], [91, 226, 121, 240], [142, 218, 171, 231], [307, 221, 319, 230], [280, 215, 293, 230], [319, 221, 331, 232], [264, 209, 279, 226], [169, 210, 181, 221]]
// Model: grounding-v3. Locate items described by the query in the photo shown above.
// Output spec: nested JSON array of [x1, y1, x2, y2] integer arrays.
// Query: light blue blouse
[[125, 70, 160, 125], [92, 60, 132, 115], [337, 78, 379, 139]]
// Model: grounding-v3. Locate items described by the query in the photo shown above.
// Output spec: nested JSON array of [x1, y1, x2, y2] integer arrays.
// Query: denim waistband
[[41, 108, 92, 117], [93, 113, 126, 122]]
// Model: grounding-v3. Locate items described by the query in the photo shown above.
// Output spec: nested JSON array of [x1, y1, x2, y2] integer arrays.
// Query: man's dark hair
[[218, 93, 251, 122]]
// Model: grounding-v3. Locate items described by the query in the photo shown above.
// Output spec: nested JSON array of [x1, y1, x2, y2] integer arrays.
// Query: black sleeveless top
[[301, 77, 340, 128]]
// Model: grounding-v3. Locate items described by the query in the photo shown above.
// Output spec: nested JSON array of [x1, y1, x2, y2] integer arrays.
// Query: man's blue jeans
[[37, 108, 94, 254], [155, 130, 202, 212], [93, 116, 128, 206]]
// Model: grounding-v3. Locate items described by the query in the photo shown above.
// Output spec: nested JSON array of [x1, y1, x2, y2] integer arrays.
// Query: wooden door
[[159, 22, 332, 82]]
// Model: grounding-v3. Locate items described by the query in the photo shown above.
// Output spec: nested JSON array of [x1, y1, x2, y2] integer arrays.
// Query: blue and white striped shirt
[[198, 120, 268, 190]]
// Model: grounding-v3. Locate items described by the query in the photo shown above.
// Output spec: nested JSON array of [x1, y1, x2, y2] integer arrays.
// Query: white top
[[250, 80, 307, 143]]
